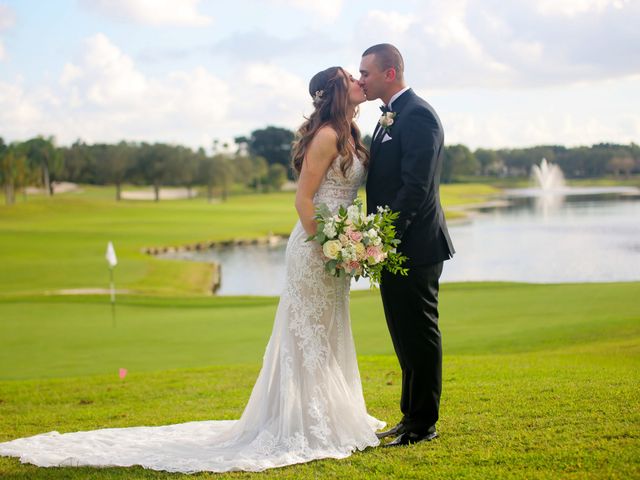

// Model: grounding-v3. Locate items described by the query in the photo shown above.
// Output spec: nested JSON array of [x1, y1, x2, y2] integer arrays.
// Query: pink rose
[[366, 245, 385, 264], [348, 230, 363, 242], [346, 260, 362, 275]]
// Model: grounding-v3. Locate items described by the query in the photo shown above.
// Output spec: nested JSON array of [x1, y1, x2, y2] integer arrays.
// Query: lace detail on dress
[[285, 157, 366, 374], [313, 159, 366, 211], [283, 250, 330, 374], [308, 386, 331, 445], [0, 155, 384, 474], [253, 430, 278, 456], [250, 430, 312, 459], [280, 345, 293, 392]]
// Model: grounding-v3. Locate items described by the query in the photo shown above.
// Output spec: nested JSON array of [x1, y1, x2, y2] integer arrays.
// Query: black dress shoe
[[383, 429, 438, 447], [376, 422, 406, 439]]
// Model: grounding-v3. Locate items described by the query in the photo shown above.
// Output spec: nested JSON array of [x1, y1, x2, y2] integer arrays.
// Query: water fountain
[[531, 158, 565, 191], [503, 157, 639, 215], [528, 158, 567, 212]]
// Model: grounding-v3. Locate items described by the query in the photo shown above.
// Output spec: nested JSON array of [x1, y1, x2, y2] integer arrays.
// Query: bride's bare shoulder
[[311, 125, 338, 148], [306, 126, 339, 162]]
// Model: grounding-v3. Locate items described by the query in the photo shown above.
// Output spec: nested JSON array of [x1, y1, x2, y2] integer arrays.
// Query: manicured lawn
[[0, 186, 638, 478], [0, 283, 637, 380], [0, 282, 638, 478]]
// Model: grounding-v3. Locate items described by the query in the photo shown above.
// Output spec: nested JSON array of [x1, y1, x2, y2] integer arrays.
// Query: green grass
[[0, 283, 638, 380], [0, 283, 639, 478], [0, 186, 638, 478]]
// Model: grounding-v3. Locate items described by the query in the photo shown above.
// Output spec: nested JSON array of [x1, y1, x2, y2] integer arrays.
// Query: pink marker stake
[[119, 368, 127, 379]]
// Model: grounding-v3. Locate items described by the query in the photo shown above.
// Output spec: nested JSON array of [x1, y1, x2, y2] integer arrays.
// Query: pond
[[158, 187, 640, 295]]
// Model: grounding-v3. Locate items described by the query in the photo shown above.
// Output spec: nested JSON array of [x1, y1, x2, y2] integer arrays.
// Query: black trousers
[[380, 262, 443, 434]]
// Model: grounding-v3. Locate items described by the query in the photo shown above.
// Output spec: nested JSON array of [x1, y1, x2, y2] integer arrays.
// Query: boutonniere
[[378, 111, 397, 134]]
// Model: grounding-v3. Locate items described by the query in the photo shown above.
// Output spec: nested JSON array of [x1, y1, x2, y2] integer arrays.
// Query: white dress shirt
[[387, 86, 411, 111]]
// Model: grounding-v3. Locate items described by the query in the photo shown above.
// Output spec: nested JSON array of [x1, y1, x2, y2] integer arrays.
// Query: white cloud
[[80, 33, 147, 106], [81, 0, 212, 27], [440, 109, 640, 149], [354, 1, 640, 89], [357, 3, 513, 89], [70, 35, 229, 142], [1, 34, 316, 149], [425, 76, 640, 149], [0, 80, 43, 130], [228, 62, 308, 131], [0, 3, 15, 61], [0, 34, 231, 147], [536, 0, 630, 16], [465, 0, 640, 86], [0, 4, 15, 30], [209, 30, 342, 64], [1, 2, 639, 150], [272, 0, 344, 21], [365, 10, 418, 33], [60, 63, 83, 86], [161, 67, 230, 124]]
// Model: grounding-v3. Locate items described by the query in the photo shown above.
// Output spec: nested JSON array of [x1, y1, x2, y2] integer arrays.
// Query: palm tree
[[21, 136, 63, 195]]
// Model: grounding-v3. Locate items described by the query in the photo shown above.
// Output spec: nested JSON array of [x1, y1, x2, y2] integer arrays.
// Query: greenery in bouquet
[[307, 198, 408, 287]]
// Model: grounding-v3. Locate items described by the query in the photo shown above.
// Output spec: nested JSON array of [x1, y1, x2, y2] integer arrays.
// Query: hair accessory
[[313, 90, 324, 103]]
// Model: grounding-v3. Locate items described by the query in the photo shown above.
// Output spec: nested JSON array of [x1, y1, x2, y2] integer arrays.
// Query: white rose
[[379, 112, 396, 128], [322, 240, 342, 259]]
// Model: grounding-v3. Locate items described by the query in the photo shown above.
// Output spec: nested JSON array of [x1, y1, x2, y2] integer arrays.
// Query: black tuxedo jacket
[[366, 89, 454, 267]]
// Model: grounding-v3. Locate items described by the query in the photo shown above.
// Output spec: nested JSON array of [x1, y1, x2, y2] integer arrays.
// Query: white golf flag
[[106, 241, 118, 268]]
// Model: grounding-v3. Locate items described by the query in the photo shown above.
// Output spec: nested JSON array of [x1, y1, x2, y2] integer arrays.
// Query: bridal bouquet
[[307, 198, 408, 287]]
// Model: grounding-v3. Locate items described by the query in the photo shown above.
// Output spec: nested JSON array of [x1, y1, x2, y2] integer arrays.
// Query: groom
[[360, 44, 454, 446]]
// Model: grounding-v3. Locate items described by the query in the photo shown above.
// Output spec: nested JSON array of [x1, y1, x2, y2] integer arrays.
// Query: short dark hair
[[362, 44, 404, 80]]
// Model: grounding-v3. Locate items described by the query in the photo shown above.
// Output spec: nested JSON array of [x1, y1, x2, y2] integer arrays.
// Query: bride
[[0, 66, 385, 473]]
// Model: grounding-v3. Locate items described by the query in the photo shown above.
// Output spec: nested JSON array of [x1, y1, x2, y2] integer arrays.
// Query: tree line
[[0, 126, 294, 205], [442, 143, 639, 183], [1, 125, 638, 205]]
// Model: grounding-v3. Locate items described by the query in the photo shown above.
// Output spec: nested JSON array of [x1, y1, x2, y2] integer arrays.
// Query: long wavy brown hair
[[291, 66, 369, 177]]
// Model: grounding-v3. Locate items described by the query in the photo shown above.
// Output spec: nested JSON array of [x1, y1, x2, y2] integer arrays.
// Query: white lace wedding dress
[[0, 156, 384, 473]]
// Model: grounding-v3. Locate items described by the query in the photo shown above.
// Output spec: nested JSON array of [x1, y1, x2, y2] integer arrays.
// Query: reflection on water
[[164, 243, 289, 296], [159, 189, 640, 295], [443, 191, 640, 285], [534, 192, 565, 216]]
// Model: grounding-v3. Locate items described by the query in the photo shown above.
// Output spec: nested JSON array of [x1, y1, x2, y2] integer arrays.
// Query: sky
[[0, 0, 639, 152]]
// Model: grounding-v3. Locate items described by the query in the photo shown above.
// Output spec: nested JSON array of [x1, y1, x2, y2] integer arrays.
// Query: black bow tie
[[380, 105, 391, 114]]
